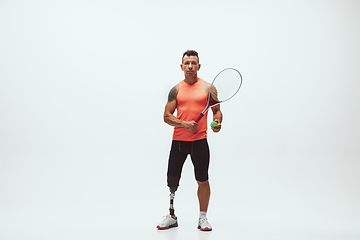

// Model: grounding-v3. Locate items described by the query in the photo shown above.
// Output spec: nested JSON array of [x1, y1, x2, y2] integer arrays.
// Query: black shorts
[[167, 138, 210, 188]]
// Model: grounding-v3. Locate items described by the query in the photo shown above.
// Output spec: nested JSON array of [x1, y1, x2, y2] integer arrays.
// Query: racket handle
[[195, 113, 204, 123]]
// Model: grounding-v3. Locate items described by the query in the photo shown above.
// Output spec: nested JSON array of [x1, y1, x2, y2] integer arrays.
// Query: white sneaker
[[157, 215, 178, 230], [198, 216, 212, 231]]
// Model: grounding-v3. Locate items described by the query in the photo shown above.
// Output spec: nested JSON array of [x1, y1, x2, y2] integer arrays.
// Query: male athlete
[[157, 50, 222, 231]]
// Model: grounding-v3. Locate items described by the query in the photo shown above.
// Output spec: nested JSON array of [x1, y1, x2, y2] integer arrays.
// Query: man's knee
[[197, 180, 209, 187]]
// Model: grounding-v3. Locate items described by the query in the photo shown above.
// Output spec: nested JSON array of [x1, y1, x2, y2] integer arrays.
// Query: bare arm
[[164, 85, 198, 132], [204, 82, 223, 133], [211, 105, 223, 133]]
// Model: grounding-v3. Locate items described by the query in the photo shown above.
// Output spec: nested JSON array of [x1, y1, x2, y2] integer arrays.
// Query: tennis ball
[[210, 121, 218, 128]]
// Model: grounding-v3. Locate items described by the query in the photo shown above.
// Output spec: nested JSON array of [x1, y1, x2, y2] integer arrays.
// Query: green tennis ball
[[210, 121, 218, 128]]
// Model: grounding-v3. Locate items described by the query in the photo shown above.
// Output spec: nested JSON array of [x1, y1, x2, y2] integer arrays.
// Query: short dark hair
[[182, 50, 199, 63]]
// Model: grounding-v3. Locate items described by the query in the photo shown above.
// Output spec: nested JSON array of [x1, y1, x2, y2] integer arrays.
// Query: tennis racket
[[195, 68, 242, 123]]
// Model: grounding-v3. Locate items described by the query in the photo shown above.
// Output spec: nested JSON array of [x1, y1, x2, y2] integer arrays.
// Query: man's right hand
[[183, 121, 198, 132]]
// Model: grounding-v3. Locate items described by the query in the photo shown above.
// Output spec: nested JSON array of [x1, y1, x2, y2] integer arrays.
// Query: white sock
[[199, 211, 207, 218]]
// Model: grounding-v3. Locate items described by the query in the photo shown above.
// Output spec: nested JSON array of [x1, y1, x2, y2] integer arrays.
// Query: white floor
[[1, 171, 359, 240], [1, 152, 360, 240], [1, 205, 359, 240]]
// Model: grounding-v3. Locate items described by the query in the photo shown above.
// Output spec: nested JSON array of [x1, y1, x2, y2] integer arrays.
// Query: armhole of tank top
[[202, 79, 209, 99], [175, 81, 183, 100], [176, 82, 182, 103]]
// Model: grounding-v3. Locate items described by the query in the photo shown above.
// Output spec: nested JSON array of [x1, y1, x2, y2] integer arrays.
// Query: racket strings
[[212, 68, 242, 102]]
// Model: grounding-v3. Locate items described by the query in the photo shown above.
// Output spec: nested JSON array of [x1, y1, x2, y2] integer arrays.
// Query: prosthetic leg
[[169, 192, 175, 216], [156, 187, 179, 230], [169, 186, 177, 216]]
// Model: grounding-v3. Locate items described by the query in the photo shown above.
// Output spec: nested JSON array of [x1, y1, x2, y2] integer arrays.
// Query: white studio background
[[0, 0, 359, 239]]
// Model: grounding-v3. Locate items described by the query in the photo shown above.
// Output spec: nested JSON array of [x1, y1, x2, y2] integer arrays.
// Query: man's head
[[182, 50, 199, 64], [181, 50, 201, 77]]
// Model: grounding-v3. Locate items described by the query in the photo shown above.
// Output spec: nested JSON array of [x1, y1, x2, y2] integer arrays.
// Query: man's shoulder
[[201, 79, 211, 89], [202, 79, 211, 85], [168, 83, 180, 102]]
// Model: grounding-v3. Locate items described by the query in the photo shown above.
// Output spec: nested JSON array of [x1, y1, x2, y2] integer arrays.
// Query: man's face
[[181, 55, 201, 76]]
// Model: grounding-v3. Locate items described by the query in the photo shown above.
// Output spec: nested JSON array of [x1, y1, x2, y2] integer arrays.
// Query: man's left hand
[[211, 119, 221, 133]]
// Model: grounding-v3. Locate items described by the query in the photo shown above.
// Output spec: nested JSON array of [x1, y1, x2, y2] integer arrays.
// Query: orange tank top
[[173, 78, 208, 141]]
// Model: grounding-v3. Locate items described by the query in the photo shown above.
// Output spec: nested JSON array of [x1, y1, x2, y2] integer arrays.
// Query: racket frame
[[195, 68, 242, 123]]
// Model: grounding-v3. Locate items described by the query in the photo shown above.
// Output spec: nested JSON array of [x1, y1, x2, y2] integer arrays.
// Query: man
[[157, 50, 223, 231]]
